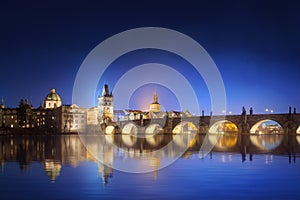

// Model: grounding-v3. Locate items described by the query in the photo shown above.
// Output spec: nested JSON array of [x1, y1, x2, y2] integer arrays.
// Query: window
[[49, 103, 51, 107]]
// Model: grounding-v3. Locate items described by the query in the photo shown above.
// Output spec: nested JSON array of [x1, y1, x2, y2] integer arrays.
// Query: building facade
[[0, 84, 187, 134]]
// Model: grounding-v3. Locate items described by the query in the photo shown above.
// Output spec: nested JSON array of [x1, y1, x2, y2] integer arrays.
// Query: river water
[[0, 134, 299, 199]]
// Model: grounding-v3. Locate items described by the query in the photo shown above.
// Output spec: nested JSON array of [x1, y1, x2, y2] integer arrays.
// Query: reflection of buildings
[[0, 135, 113, 183], [0, 134, 299, 183]]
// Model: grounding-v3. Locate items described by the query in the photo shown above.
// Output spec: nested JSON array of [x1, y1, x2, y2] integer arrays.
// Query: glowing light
[[296, 126, 300, 134]]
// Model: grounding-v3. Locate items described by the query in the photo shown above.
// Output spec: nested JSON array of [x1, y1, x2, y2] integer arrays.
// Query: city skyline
[[0, 1, 299, 114]]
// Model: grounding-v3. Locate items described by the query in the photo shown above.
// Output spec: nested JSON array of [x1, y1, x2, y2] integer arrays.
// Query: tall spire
[[0, 97, 4, 109], [153, 90, 158, 104], [102, 84, 109, 96]]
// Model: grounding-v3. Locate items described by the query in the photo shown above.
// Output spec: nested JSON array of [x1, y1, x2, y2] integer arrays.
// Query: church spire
[[153, 90, 158, 104]]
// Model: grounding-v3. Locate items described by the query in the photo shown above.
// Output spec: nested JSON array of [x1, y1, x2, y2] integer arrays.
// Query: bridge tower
[[98, 84, 114, 123]]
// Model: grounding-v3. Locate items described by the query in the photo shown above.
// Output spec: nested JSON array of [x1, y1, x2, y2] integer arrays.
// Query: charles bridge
[[106, 107, 300, 134]]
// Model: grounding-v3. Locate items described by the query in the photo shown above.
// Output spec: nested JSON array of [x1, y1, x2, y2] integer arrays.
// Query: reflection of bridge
[[1, 134, 300, 184], [111, 112, 300, 134]]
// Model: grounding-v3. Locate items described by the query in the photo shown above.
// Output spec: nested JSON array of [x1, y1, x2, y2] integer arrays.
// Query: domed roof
[[45, 88, 61, 101]]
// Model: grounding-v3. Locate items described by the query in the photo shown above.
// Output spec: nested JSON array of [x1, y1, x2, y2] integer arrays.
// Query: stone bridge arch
[[297, 126, 300, 134], [105, 125, 115, 134], [208, 120, 239, 134], [249, 119, 284, 134], [145, 123, 163, 135], [172, 121, 198, 134], [122, 123, 138, 135]]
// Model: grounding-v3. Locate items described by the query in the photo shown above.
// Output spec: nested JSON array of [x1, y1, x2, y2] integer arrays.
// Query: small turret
[[102, 84, 111, 97]]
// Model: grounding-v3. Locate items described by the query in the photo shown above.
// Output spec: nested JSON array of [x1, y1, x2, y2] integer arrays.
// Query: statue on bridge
[[242, 107, 246, 115]]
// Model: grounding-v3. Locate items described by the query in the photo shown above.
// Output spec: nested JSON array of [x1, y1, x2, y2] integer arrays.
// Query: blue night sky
[[0, 0, 299, 114]]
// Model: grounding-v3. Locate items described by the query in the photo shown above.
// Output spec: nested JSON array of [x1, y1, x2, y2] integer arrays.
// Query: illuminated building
[[1, 108, 18, 129], [98, 84, 114, 123], [56, 104, 87, 133]]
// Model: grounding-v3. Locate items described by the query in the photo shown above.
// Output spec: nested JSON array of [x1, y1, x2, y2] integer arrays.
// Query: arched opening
[[145, 124, 163, 135], [122, 123, 138, 135], [208, 120, 238, 134], [250, 134, 283, 150], [105, 125, 115, 134], [296, 126, 300, 134], [250, 119, 283, 134], [172, 121, 198, 134]]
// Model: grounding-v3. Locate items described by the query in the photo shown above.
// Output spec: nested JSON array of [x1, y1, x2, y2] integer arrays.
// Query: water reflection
[[209, 133, 238, 149], [250, 134, 284, 150], [0, 134, 299, 184]]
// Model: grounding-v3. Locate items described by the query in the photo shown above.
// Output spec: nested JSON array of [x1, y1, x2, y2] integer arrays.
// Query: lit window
[[11, 124, 13, 128]]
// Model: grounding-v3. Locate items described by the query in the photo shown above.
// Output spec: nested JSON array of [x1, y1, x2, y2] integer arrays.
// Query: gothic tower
[[98, 84, 114, 123]]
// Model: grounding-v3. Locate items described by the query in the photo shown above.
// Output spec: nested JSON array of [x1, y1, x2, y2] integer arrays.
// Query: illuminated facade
[[56, 104, 87, 133], [98, 84, 114, 123]]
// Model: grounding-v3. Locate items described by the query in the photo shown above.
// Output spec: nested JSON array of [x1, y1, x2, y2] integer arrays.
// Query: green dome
[[45, 88, 61, 101]]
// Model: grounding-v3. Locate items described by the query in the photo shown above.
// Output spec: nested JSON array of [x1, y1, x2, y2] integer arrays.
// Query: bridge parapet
[[109, 113, 300, 134]]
